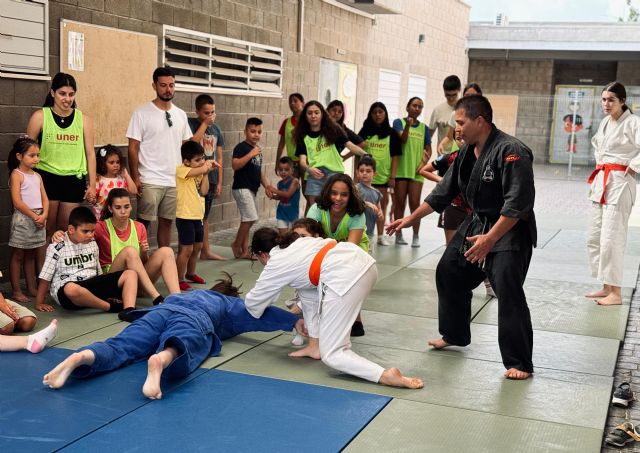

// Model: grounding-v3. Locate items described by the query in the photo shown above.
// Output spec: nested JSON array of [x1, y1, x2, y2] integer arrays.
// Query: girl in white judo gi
[[245, 227, 423, 389], [587, 82, 640, 305]]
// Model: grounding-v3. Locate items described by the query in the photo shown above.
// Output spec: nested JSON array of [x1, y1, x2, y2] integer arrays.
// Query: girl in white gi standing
[[586, 82, 640, 305], [245, 228, 423, 389]]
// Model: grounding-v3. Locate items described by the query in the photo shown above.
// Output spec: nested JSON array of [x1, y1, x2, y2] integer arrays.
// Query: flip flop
[[605, 422, 640, 447]]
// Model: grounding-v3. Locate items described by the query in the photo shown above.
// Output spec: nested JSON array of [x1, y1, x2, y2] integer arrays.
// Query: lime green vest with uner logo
[[320, 209, 369, 252], [38, 107, 87, 178], [396, 120, 425, 182], [303, 134, 345, 180], [103, 218, 139, 273], [284, 117, 298, 161], [365, 134, 391, 185]]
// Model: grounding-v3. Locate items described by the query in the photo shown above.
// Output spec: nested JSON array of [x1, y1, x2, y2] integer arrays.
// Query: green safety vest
[[303, 134, 345, 179], [284, 117, 299, 161], [320, 208, 369, 252], [365, 134, 391, 185], [103, 218, 139, 273], [38, 107, 87, 177], [396, 119, 425, 182]]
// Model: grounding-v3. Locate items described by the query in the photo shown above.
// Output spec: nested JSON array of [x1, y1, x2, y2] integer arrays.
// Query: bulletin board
[[60, 20, 158, 145], [486, 95, 519, 136]]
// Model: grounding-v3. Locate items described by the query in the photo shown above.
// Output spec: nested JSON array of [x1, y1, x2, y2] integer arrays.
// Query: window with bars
[[163, 25, 283, 97]]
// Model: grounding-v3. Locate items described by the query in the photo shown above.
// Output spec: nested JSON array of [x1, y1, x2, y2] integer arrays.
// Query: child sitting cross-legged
[[35, 206, 138, 317]]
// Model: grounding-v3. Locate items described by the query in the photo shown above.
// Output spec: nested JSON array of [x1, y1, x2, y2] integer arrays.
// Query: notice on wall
[[68, 31, 85, 71]]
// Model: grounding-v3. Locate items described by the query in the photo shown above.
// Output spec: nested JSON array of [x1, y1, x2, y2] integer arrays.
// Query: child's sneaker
[[395, 234, 408, 245], [612, 382, 634, 407], [186, 274, 206, 284], [179, 281, 194, 291], [411, 235, 421, 247]]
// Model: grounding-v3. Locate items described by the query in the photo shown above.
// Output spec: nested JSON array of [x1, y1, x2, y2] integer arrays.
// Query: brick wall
[[0, 0, 469, 269], [468, 59, 555, 162]]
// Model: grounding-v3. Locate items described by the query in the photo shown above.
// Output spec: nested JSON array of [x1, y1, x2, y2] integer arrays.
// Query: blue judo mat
[[1, 348, 391, 452]]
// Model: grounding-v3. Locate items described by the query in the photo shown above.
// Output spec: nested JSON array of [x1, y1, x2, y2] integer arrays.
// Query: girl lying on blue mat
[[43, 274, 305, 399]]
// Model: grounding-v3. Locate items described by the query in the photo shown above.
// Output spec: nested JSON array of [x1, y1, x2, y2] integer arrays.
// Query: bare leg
[[144, 247, 180, 294], [596, 285, 622, 305], [56, 202, 80, 232], [379, 368, 424, 389], [24, 249, 38, 296], [240, 221, 255, 259], [0, 333, 28, 351], [176, 243, 193, 280], [118, 270, 138, 309], [586, 284, 610, 298], [427, 338, 450, 349], [407, 181, 424, 237], [200, 219, 226, 260], [504, 368, 532, 380], [142, 346, 179, 400], [109, 246, 160, 299], [10, 248, 29, 303], [304, 195, 317, 216], [288, 337, 320, 359], [232, 222, 253, 259], [45, 200, 60, 240], [376, 186, 389, 238], [43, 349, 95, 389], [393, 180, 408, 242], [156, 217, 173, 248], [186, 242, 203, 276]]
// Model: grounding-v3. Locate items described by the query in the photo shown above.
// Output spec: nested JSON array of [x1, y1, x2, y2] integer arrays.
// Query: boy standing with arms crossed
[[175, 141, 217, 291], [231, 118, 271, 259], [188, 94, 226, 261]]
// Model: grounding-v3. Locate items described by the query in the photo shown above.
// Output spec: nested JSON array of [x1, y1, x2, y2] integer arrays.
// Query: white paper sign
[[68, 31, 85, 71]]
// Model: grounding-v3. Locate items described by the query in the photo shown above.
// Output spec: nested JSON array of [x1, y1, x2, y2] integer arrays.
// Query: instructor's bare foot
[[504, 368, 532, 380], [11, 292, 30, 303], [142, 354, 164, 400], [379, 368, 424, 389], [428, 338, 450, 349], [288, 345, 320, 360], [596, 293, 622, 306], [200, 251, 227, 261], [43, 351, 91, 389], [585, 289, 609, 298]]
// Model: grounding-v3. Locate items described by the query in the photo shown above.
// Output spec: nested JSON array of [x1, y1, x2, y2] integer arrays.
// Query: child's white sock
[[26, 319, 58, 353], [291, 330, 305, 346]]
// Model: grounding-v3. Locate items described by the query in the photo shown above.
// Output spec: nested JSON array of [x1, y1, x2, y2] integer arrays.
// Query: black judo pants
[[435, 244, 534, 373]]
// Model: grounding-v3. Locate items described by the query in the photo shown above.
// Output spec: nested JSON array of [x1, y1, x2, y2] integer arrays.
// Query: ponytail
[[250, 227, 300, 255], [210, 272, 242, 297]]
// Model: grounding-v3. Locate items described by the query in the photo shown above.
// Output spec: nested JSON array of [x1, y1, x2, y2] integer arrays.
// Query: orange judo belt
[[587, 163, 628, 204], [308, 241, 337, 286]]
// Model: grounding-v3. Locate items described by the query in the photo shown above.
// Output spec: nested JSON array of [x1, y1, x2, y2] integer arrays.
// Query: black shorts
[[372, 183, 388, 189], [438, 205, 469, 230], [57, 271, 124, 310], [176, 218, 204, 245], [37, 169, 87, 203]]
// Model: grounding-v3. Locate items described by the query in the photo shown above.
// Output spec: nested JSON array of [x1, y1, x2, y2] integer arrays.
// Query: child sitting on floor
[[35, 207, 138, 318]]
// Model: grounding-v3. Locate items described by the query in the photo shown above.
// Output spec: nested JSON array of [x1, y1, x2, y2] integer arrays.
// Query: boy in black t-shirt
[[231, 118, 271, 259]]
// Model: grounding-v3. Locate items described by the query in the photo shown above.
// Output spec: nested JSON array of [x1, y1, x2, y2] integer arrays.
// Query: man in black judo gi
[[387, 95, 536, 379]]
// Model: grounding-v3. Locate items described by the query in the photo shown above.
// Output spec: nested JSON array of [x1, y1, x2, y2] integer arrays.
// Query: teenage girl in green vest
[[306, 173, 368, 336], [358, 102, 403, 246], [26, 73, 97, 237], [392, 97, 432, 247], [94, 189, 181, 301], [294, 101, 366, 211], [275, 93, 305, 176]]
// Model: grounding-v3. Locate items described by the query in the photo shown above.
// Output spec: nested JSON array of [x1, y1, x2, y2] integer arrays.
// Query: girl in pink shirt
[[93, 145, 136, 219]]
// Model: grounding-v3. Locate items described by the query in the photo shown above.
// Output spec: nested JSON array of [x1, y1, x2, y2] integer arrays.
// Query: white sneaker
[[377, 235, 390, 246], [411, 236, 421, 247], [395, 234, 408, 245]]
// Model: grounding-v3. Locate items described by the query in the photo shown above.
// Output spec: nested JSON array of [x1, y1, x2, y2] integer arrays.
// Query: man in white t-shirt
[[127, 67, 192, 247], [429, 75, 461, 156]]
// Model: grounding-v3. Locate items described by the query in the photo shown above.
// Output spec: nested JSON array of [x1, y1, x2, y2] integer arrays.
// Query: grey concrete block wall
[[1, 0, 469, 273]]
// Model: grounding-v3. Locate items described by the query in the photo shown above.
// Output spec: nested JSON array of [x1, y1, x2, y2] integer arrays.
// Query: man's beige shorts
[[0, 299, 36, 329], [137, 184, 177, 221]]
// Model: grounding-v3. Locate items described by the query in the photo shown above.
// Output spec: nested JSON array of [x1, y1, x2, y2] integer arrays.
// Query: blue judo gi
[[71, 290, 299, 379]]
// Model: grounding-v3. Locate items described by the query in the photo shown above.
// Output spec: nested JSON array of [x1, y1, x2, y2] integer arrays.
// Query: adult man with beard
[[388, 95, 536, 380], [127, 67, 192, 247]]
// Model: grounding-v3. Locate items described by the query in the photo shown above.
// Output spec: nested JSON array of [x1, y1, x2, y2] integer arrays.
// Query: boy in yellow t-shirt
[[175, 141, 217, 291]]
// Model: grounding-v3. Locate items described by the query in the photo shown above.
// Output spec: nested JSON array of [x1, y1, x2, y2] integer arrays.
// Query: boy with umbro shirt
[[36, 207, 138, 317]]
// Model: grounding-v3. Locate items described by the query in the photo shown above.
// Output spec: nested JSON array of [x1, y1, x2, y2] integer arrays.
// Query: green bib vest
[[103, 218, 139, 273], [303, 134, 345, 179], [320, 209, 369, 252], [396, 119, 425, 182], [38, 107, 87, 177], [284, 117, 299, 161], [365, 134, 391, 185]]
